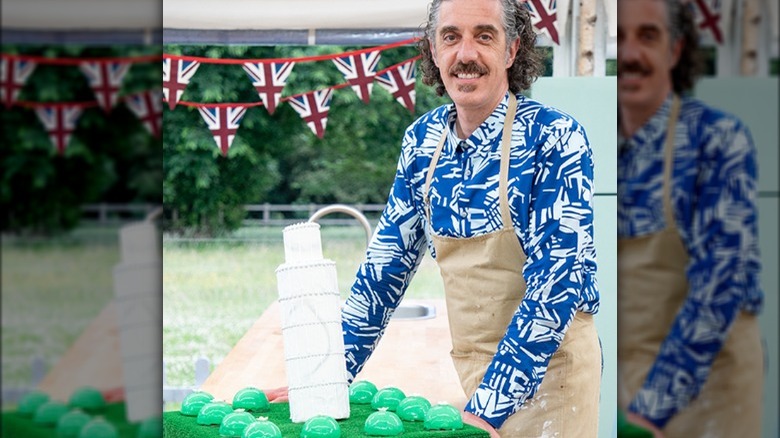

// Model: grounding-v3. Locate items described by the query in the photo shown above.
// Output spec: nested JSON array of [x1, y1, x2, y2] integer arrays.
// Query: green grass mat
[[2, 402, 141, 438], [163, 402, 489, 437]]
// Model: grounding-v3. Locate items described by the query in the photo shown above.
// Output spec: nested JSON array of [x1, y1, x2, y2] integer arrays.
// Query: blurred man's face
[[432, 0, 519, 116], [617, 0, 681, 113]]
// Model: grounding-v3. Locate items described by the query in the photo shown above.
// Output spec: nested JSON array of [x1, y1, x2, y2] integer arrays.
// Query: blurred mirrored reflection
[[1, 1, 162, 436], [617, 0, 778, 437]]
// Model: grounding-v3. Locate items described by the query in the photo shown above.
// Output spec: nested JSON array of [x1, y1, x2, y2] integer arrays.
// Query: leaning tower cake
[[275, 222, 350, 423]]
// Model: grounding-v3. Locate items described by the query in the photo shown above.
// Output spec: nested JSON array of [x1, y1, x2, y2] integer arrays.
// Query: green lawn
[[162, 225, 444, 389], [2, 224, 445, 403], [1, 226, 121, 405]]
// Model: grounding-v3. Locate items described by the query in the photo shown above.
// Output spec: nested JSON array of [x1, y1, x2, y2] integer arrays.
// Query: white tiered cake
[[275, 222, 350, 423]]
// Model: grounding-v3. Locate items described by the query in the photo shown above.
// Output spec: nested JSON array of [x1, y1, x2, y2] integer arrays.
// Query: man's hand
[[462, 411, 500, 438], [626, 411, 665, 438], [264, 386, 289, 402], [101, 386, 125, 403]]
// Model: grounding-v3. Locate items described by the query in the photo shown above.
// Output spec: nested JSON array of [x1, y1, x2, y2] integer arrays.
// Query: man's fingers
[[264, 386, 289, 402]]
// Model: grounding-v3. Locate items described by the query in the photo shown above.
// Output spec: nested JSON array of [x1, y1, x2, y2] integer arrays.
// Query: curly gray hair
[[418, 0, 544, 96]]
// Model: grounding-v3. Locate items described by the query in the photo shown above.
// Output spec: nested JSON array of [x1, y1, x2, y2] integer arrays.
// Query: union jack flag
[[34, 104, 83, 155], [289, 88, 333, 139], [242, 61, 295, 115], [525, 0, 560, 44], [376, 60, 417, 114], [692, 0, 724, 44], [332, 50, 381, 104], [197, 105, 247, 156], [79, 61, 130, 112], [125, 89, 163, 138], [1, 55, 36, 106], [163, 57, 200, 110]]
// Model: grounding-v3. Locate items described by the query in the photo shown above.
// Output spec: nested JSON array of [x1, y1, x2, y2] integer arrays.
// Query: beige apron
[[423, 93, 601, 437], [617, 95, 763, 437]]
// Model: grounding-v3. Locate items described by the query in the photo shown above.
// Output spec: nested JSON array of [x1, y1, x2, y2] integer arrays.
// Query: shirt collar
[[445, 91, 513, 152], [619, 93, 677, 150]]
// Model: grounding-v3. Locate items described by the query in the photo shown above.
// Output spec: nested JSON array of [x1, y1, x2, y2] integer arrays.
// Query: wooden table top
[[200, 298, 468, 408]]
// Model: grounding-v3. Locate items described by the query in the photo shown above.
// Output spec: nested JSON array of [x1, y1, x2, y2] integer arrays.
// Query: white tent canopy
[[163, 0, 430, 32], [3, 0, 618, 48]]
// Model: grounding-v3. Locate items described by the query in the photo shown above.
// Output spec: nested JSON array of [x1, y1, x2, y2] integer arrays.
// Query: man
[[340, 0, 601, 435], [617, 1, 763, 437]]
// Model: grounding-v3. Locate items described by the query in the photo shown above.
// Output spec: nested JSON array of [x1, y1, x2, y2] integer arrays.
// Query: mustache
[[449, 61, 488, 76], [618, 61, 651, 76]]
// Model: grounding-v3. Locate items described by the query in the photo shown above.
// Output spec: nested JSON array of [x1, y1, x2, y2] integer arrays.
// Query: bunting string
[[13, 90, 163, 154], [2, 51, 161, 154], [171, 56, 420, 147], [168, 38, 417, 65]]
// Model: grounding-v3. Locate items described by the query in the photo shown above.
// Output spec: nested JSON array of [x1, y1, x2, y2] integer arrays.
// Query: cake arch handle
[[308, 204, 373, 248]]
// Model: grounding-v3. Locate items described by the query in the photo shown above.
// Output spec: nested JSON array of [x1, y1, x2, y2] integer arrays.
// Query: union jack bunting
[[125, 89, 163, 138], [289, 88, 333, 139], [691, 0, 724, 44], [79, 61, 131, 112], [1, 55, 36, 106], [376, 60, 417, 114], [242, 61, 295, 115], [197, 105, 247, 156], [525, 0, 560, 44], [34, 105, 83, 155], [332, 50, 381, 104], [163, 57, 200, 110]]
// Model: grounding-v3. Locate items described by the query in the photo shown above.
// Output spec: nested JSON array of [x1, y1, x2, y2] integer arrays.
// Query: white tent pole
[[740, 0, 760, 75], [577, 0, 597, 76]]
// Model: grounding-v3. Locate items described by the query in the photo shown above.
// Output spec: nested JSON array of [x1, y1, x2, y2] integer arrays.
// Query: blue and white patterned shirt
[[618, 94, 763, 428], [342, 91, 599, 429]]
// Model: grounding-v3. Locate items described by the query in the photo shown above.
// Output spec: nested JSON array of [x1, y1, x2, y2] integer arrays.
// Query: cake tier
[[282, 222, 323, 263], [288, 379, 350, 423], [275, 260, 338, 301]]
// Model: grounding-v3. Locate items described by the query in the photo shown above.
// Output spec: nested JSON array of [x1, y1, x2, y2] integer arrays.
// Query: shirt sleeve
[[628, 118, 761, 428], [465, 118, 598, 429], [341, 136, 428, 381]]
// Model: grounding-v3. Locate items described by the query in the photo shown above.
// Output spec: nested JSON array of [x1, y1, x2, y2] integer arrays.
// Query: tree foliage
[[162, 44, 451, 236], [1, 45, 161, 235]]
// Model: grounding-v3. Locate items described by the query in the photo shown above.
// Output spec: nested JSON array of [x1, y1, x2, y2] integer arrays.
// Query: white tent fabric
[[163, 0, 430, 31], [604, 0, 617, 37], [3, 0, 621, 43], [769, 0, 779, 40], [1, 0, 159, 30]]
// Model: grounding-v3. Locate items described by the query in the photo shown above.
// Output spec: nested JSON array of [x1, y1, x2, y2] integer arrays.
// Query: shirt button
[[460, 210, 467, 218], [464, 169, 471, 179]]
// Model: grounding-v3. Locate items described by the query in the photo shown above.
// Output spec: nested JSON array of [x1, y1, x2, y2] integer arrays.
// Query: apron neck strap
[[498, 93, 517, 228], [662, 94, 681, 227]]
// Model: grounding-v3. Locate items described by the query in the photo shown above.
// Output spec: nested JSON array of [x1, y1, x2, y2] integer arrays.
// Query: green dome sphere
[[196, 401, 234, 425], [242, 418, 282, 438], [136, 416, 162, 438], [364, 410, 404, 436], [370, 388, 406, 411], [18, 390, 50, 417], [68, 387, 106, 413], [56, 409, 91, 438], [232, 387, 270, 412], [78, 417, 119, 438], [423, 403, 463, 431], [34, 400, 69, 426], [219, 411, 257, 437], [300, 415, 340, 438], [348, 381, 378, 404], [180, 391, 215, 416], [396, 396, 431, 422]]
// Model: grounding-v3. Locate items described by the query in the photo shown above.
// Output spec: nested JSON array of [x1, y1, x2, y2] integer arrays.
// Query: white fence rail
[[242, 203, 385, 227], [82, 203, 388, 227]]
